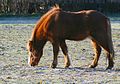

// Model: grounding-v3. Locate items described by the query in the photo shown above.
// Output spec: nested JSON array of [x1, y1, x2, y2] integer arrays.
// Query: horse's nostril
[[31, 63, 35, 66], [30, 63, 38, 67]]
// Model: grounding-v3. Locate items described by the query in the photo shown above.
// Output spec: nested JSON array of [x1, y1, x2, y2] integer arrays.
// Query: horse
[[27, 5, 114, 69]]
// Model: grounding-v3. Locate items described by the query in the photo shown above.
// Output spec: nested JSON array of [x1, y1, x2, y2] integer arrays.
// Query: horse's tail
[[106, 18, 114, 59]]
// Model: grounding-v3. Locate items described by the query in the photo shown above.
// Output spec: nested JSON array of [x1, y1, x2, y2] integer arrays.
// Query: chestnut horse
[[27, 6, 114, 69]]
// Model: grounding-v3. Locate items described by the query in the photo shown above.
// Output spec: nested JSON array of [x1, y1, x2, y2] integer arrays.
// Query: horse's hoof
[[106, 63, 114, 70], [106, 66, 113, 70], [64, 63, 70, 68], [89, 65, 96, 68], [50, 63, 57, 68], [51, 65, 56, 68], [65, 65, 70, 68]]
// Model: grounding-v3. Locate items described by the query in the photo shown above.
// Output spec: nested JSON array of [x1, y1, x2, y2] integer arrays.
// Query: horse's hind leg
[[106, 51, 114, 69], [99, 41, 114, 69], [89, 39, 101, 68], [91, 33, 114, 69], [60, 40, 70, 68], [51, 42, 59, 68]]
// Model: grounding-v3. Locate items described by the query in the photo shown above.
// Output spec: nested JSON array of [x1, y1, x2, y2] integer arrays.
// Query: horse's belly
[[66, 34, 88, 41]]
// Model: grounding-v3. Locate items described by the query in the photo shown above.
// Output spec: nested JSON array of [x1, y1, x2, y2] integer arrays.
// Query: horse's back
[[53, 11, 88, 40], [46, 9, 110, 42], [51, 10, 107, 40]]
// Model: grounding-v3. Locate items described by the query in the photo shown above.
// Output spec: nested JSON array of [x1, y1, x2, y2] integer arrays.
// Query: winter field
[[0, 17, 120, 84]]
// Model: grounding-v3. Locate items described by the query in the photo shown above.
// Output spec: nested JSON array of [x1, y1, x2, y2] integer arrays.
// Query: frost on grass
[[0, 22, 120, 83]]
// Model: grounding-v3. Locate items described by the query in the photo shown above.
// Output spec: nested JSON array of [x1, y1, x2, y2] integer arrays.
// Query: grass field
[[0, 18, 120, 84]]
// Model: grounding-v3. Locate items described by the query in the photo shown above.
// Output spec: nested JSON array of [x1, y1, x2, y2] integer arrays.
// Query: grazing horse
[[27, 5, 114, 69]]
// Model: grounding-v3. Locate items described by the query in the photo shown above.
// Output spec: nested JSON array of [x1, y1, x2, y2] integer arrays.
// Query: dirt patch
[[0, 22, 120, 83]]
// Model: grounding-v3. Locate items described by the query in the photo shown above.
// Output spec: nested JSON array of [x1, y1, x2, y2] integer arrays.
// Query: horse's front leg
[[89, 39, 101, 68], [60, 40, 70, 68], [51, 42, 59, 68]]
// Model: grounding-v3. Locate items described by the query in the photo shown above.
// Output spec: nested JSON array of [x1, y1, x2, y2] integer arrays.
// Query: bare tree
[[0, 0, 120, 15]]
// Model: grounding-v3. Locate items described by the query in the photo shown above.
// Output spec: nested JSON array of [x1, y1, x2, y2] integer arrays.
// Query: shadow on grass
[[35, 66, 120, 73], [51, 66, 120, 72]]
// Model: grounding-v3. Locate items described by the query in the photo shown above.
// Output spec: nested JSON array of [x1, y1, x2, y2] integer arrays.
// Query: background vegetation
[[0, 0, 120, 16]]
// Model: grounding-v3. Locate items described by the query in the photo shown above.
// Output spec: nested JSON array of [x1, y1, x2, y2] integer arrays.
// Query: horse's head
[[27, 5, 60, 66], [27, 40, 44, 66]]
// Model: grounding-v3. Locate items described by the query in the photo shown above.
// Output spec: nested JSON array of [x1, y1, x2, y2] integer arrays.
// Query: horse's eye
[[30, 48, 32, 52], [28, 40, 33, 52]]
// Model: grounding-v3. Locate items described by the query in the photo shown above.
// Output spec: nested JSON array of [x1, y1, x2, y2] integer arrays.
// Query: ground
[[0, 17, 120, 83]]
